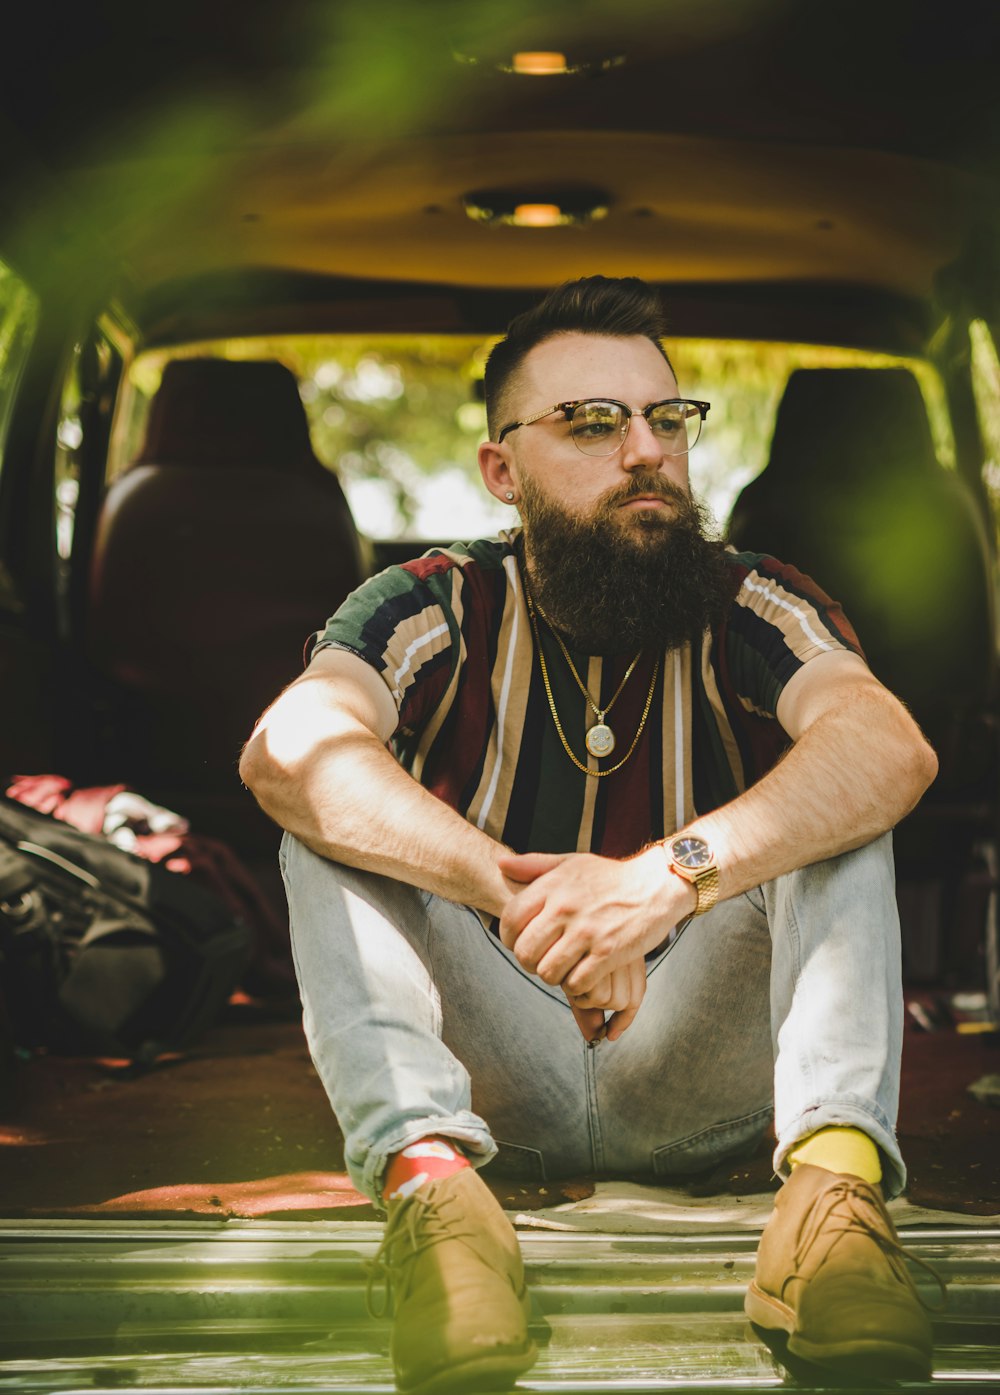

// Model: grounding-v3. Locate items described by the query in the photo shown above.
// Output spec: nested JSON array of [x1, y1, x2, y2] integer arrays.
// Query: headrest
[[768, 367, 939, 486], [134, 357, 318, 471]]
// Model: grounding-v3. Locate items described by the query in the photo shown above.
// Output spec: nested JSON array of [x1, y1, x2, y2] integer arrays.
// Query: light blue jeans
[[279, 832, 905, 1203]]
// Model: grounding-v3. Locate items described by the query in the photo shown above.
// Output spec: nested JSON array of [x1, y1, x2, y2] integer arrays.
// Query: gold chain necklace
[[524, 584, 660, 777], [530, 595, 640, 757]]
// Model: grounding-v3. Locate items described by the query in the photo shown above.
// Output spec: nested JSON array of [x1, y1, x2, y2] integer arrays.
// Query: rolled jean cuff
[[774, 1097, 906, 1199], [353, 1113, 498, 1202]]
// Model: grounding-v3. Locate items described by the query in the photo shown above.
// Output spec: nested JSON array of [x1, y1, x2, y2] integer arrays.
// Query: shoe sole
[[399, 1341, 539, 1395], [745, 1282, 931, 1381]]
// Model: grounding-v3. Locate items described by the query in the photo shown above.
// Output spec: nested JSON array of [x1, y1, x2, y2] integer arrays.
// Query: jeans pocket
[[742, 885, 766, 915], [651, 1105, 773, 1177], [485, 1140, 548, 1182]]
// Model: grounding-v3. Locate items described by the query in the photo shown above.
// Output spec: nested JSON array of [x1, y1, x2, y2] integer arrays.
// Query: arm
[[242, 647, 611, 1041], [674, 649, 938, 899], [500, 651, 938, 1000], [239, 648, 513, 918]]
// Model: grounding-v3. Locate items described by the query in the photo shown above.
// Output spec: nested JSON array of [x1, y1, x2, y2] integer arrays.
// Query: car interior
[[0, 0, 999, 1385]]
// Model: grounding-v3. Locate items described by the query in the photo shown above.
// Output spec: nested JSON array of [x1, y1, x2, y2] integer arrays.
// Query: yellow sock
[[788, 1125, 882, 1184]]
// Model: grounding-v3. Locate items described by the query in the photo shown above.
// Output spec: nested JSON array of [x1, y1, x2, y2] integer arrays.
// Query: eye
[[570, 403, 623, 439], [575, 419, 617, 439], [647, 407, 685, 437]]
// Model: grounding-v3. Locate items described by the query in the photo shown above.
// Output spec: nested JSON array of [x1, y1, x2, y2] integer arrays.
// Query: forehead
[[516, 332, 678, 409]]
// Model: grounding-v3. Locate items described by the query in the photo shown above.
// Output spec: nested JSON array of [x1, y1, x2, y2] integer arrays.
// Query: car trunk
[[1, 1002, 998, 1389]]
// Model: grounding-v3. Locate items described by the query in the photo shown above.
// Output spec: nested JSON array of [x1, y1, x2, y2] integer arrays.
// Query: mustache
[[598, 474, 691, 512]]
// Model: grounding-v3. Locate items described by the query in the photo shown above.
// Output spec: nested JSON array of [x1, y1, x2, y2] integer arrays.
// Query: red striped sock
[[382, 1135, 471, 1202]]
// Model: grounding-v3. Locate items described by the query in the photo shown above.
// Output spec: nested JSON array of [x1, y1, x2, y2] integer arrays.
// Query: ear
[[478, 439, 519, 506]]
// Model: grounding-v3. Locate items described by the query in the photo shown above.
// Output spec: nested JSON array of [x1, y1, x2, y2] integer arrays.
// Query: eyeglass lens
[[569, 401, 702, 456]]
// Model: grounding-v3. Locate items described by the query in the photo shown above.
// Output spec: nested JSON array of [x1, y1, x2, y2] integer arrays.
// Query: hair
[[483, 275, 675, 441]]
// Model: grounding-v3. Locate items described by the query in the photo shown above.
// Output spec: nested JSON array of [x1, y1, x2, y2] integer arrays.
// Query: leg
[[765, 831, 905, 1195], [280, 831, 599, 1195], [280, 832, 492, 1200], [280, 833, 547, 1394], [586, 835, 902, 1185], [748, 833, 933, 1380], [593, 889, 774, 1177]]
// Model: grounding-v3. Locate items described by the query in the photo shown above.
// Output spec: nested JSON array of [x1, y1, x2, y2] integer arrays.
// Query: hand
[[562, 957, 648, 1042], [497, 847, 694, 1039]]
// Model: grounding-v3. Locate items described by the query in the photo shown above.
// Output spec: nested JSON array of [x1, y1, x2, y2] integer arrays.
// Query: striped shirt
[[310, 529, 862, 857]]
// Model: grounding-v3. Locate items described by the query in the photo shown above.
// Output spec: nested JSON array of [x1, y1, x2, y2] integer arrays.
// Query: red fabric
[[7, 775, 126, 835]]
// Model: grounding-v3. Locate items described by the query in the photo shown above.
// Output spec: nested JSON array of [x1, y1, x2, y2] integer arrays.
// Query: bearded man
[[240, 276, 939, 1392]]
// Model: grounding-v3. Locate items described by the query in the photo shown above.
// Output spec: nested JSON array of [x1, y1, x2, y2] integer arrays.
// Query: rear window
[[114, 335, 952, 542]]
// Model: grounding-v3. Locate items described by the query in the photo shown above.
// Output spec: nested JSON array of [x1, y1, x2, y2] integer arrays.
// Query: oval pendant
[[585, 722, 616, 758]]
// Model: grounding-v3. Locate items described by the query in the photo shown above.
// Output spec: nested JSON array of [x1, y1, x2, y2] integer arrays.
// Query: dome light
[[453, 48, 625, 77], [511, 51, 569, 75], [463, 187, 611, 228]]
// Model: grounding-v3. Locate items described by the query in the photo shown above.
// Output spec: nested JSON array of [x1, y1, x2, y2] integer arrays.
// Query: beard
[[518, 471, 738, 655]]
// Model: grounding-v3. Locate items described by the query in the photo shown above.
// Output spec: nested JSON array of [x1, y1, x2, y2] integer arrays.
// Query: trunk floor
[[1, 1000, 998, 1222]]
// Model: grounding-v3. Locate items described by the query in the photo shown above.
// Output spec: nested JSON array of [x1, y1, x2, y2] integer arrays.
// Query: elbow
[[239, 730, 274, 802], [894, 716, 938, 815], [238, 736, 262, 797], [913, 731, 939, 798]]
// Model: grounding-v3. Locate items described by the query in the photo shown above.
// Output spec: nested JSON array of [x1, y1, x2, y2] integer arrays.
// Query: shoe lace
[[791, 1179, 948, 1312], [364, 1188, 480, 1320]]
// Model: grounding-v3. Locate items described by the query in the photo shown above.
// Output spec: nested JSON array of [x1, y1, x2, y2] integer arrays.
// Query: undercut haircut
[[483, 275, 675, 442]]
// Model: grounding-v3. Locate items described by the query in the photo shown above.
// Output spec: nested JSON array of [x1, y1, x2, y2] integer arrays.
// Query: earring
[[505, 491, 515, 501]]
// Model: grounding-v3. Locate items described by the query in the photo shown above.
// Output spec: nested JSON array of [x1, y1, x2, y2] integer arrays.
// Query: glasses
[[497, 397, 710, 456]]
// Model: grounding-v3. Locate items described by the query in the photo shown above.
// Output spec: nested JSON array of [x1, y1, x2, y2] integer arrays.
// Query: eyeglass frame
[[496, 397, 711, 454]]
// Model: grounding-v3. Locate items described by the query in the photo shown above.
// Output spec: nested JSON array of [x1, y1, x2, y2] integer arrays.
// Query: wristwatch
[[665, 834, 720, 915]]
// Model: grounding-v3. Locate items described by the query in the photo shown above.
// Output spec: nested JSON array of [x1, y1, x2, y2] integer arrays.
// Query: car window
[[53, 329, 124, 622], [0, 257, 40, 484], [113, 335, 952, 541], [970, 319, 1000, 551]]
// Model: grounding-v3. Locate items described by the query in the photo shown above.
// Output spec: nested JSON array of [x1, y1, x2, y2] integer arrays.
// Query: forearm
[[664, 683, 936, 901], [242, 726, 512, 918]]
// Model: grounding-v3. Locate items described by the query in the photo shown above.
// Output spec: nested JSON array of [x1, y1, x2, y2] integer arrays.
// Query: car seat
[[86, 357, 369, 853], [727, 366, 997, 979]]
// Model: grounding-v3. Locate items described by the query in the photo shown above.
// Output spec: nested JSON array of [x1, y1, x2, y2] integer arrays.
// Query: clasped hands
[[497, 847, 694, 1043]]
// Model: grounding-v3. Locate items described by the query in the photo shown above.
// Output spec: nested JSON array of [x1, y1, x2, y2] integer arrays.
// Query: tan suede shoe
[[745, 1163, 941, 1380], [367, 1168, 538, 1395]]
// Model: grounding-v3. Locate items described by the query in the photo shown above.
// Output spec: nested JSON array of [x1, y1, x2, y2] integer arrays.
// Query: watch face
[[671, 836, 711, 869]]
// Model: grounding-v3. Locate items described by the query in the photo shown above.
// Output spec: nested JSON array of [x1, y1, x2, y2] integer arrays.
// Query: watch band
[[689, 862, 720, 915], [665, 835, 720, 916]]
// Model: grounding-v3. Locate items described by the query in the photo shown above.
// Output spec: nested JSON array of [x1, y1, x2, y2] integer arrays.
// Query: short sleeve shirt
[[310, 529, 863, 858]]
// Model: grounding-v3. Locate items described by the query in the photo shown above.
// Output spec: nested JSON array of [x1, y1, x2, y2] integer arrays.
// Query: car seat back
[[86, 357, 367, 846], [727, 366, 995, 723], [727, 367, 998, 979]]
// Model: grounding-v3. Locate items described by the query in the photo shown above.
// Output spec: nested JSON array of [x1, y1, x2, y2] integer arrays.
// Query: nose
[[619, 411, 667, 471]]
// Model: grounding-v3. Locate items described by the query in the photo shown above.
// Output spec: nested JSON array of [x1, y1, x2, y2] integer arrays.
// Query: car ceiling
[[1, 0, 998, 344]]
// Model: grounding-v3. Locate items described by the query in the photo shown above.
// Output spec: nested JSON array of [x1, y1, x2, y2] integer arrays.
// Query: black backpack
[[0, 796, 252, 1065]]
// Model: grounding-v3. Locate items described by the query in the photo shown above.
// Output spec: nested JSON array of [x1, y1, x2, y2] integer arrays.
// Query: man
[[240, 276, 940, 1393]]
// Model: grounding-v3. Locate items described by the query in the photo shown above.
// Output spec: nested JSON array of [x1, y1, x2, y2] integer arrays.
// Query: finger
[[561, 948, 626, 998], [498, 882, 550, 949], [511, 914, 566, 973], [567, 998, 606, 1043], [497, 851, 571, 884], [536, 918, 609, 987], [606, 1001, 641, 1040], [607, 961, 647, 1041], [571, 968, 631, 1012], [568, 973, 614, 1009]]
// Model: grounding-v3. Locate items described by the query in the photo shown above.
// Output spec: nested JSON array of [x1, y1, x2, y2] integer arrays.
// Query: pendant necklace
[[523, 577, 659, 777]]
